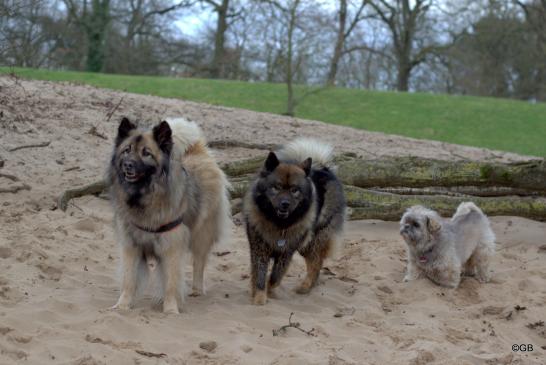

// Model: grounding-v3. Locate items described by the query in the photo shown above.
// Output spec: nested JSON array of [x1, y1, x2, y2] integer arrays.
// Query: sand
[[0, 76, 545, 365]]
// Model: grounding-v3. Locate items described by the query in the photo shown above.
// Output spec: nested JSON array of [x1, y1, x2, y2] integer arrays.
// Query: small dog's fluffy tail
[[165, 117, 205, 153], [278, 138, 335, 169], [452, 202, 484, 220]]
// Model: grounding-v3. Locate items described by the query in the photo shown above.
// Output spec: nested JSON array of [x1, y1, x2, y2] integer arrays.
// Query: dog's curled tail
[[278, 138, 335, 169], [452, 202, 484, 220], [165, 117, 205, 153]]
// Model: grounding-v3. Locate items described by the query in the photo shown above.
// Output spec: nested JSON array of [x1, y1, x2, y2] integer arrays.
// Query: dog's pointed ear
[[153, 121, 173, 155], [426, 216, 442, 234], [116, 117, 137, 146], [300, 157, 312, 176], [264, 152, 280, 172]]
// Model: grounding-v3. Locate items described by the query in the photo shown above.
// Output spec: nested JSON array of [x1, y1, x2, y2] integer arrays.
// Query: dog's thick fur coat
[[400, 202, 495, 288], [243, 139, 345, 305], [108, 117, 230, 313]]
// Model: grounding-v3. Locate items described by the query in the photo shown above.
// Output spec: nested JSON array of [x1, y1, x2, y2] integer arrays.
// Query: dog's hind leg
[[112, 244, 140, 310], [190, 228, 215, 296], [473, 241, 494, 283]]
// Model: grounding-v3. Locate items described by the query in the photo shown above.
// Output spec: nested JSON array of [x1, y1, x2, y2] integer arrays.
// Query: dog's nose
[[280, 200, 290, 210], [123, 160, 135, 171]]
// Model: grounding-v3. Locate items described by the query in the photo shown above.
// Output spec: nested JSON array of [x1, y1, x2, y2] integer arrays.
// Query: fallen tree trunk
[[222, 155, 546, 194], [56, 154, 546, 221], [337, 157, 546, 193], [344, 185, 546, 221]]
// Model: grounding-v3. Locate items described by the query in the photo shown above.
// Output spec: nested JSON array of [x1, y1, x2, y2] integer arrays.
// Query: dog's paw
[[162, 296, 180, 314], [111, 302, 131, 311], [110, 298, 131, 311], [252, 291, 267, 305], [295, 285, 311, 295], [267, 288, 279, 299], [163, 303, 180, 314], [189, 290, 202, 297]]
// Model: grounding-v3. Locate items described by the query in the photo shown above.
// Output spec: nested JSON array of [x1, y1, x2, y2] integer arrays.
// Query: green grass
[[3, 67, 545, 156]]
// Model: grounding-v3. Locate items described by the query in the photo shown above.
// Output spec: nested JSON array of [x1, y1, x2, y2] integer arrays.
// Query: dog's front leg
[[113, 243, 140, 310], [161, 234, 187, 314], [250, 250, 269, 305], [404, 254, 422, 282]]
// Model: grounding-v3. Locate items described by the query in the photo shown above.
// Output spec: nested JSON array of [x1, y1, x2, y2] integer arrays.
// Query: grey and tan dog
[[400, 202, 495, 288], [108, 117, 230, 313], [243, 138, 346, 305]]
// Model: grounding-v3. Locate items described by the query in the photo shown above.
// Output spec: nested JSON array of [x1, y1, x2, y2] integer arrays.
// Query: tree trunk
[[211, 0, 229, 79], [327, 0, 347, 86], [396, 61, 411, 91], [218, 154, 546, 194], [344, 185, 546, 221], [284, 0, 300, 116], [335, 156, 546, 193], [84, 0, 110, 73]]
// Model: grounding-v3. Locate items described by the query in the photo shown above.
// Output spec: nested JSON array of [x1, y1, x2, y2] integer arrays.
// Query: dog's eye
[[413, 222, 420, 228], [142, 148, 151, 157], [290, 187, 300, 194], [122, 145, 131, 154]]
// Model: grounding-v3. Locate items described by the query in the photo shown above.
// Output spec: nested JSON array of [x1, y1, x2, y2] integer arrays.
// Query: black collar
[[133, 216, 184, 234]]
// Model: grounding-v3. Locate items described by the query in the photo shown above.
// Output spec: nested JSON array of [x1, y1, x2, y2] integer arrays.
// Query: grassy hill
[[2, 67, 545, 157]]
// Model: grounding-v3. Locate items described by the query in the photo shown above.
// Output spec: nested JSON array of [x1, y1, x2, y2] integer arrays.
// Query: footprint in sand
[[0, 246, 12, 259], [36, 263, 63, 281], [73, 218, 100, 233]]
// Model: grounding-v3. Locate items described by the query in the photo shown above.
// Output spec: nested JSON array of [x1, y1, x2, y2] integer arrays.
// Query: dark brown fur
[[244, 142, 345, 305]]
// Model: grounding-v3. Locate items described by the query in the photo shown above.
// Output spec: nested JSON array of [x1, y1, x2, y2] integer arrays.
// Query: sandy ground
[[0, 76, 545, 365]]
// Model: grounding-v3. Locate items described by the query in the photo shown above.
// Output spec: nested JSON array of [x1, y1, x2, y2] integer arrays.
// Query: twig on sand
[[9, 141, 51, 152], [0, 172, 30, 193], [106, 96, 124, 123], [87, 126, 108, 140], [0, 184, 30, 194], [0, 173, 20, 182], [272, 312, 316, 337], [135, 350, 167, 358]]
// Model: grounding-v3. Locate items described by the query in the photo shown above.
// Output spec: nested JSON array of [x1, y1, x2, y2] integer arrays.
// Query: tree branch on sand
[[272, 312, 316, 337]]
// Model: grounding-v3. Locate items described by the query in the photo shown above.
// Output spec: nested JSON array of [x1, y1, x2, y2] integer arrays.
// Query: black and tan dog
[[108, 117, 230, 314], [243, 139, 346, 305]]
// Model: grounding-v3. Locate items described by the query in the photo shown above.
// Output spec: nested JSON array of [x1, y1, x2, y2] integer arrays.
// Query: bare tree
[[367, 0, 440, 91], [63, 0, 112, 72], [111, 0, 193, 74], [201, 0, 245, 78], [326, 0, 368, 86]]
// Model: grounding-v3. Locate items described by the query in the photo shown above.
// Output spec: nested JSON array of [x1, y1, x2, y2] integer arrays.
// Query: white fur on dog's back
[[277, 138, 335, 168], [452, 202, 484, 220], [165, 117, 204, 153]]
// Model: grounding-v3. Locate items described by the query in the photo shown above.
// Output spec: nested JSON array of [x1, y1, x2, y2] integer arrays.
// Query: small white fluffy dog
[[399, 202, 495, 288]]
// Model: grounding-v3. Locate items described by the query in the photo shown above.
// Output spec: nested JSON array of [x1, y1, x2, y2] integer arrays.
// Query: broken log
[[57, 180, 107, 211], [344, 185, 546, 221], [222, 155, 546, 195]]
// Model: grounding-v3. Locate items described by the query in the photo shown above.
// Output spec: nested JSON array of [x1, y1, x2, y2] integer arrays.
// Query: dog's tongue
[[419, 256, 428, 263]]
